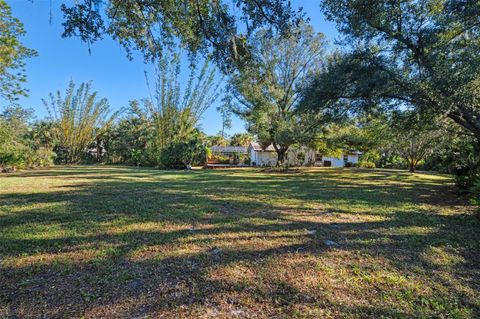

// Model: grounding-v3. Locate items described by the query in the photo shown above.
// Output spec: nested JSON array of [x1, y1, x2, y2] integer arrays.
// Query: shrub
[[0, 145, 55, 171], [0, 148, 24, 170], [160, 138, 206, 169], [358, 160, 376, 168], [24, 148, 56, 167], [209, 154, 230, 164], [454, 166, 479, 190]]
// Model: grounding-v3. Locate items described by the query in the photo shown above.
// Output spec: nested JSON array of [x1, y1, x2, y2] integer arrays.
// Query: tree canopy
[[60, 0, 303, 71], [302, 0, 480, 143], [230, 23, 329, 164], [0, 0, 37, 102]]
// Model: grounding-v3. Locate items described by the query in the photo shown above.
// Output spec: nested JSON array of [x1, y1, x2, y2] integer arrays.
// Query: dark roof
[[249, 142, 276, 152], [211, 146, 248, 153]]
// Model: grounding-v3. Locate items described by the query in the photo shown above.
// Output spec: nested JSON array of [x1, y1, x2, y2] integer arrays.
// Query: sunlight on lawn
[[0, 166, 479, 318]]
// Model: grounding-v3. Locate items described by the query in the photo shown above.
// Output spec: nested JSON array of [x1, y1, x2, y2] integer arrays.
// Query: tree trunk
[[277, 149, 286, 166], [407, 156, 419, 173], [409, 161, 416, 172], [271, 142, 288, 167]]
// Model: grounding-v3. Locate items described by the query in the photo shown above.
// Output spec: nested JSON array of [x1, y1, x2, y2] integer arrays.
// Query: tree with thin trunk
[[390, 111, 443, 173], [217, 95, 233, 141], [230, 23, 328, 166]]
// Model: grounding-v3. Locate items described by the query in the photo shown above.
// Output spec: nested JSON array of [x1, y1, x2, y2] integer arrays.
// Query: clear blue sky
[[6, 0, 338, 135]]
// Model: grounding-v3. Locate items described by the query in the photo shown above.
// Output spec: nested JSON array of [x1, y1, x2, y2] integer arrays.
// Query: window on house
[[343, 154, 348, 163], [315, 153, 322, 162]]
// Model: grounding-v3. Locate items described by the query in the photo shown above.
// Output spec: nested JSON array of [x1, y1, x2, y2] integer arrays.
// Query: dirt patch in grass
[[0, 166, 479, 318]]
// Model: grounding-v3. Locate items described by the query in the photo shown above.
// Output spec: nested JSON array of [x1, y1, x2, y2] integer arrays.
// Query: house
[[248, 142, 278, 166], [316, 151, 362, 167], [248, 142, 361, 167]]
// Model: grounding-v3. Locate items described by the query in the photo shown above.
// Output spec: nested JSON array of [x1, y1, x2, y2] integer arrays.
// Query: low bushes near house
[[208, 154, 230, 164], [358, 160, 376, 168]]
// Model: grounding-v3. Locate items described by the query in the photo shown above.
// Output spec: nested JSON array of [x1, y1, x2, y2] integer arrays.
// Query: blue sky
[[6, 0, 338, 135]]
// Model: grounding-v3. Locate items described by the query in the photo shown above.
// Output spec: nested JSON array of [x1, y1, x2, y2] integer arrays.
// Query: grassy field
[[0, 166, 479, 318]]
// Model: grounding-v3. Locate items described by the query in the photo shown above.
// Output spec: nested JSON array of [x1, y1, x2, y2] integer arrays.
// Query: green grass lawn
[[0, 166, 479, 318]]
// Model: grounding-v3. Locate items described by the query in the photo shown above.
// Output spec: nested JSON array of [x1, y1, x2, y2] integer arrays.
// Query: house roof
[[249, 142, 276, 152], [346, 150, 363, 155], [211, 146, 248, 153]]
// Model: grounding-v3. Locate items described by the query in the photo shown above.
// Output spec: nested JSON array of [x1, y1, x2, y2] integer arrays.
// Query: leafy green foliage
[[29, 121, 59, 151], [0, 106, 55, 170], [358, 160, 376, 168], [0, 0, 37, 102], [231, 23, 328, 165], [159, 136, 206, 169], [59, 0, 303, 70], [324, 112, 448, 172], [230, 132, 253, 147], [43, 80, 119, 164], [305, 0, 480, 143], [140, 50, 220, 163], [100, 106, 153, 166], [206, 134, 229, 147], [384, 111, 445, 172], [98, 52, 219, 168]]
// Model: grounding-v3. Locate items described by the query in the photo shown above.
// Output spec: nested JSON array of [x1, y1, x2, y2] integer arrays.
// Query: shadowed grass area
[[0, 166, 479, 318]]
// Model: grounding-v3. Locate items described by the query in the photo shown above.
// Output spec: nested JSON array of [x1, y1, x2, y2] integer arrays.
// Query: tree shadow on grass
[[0, 166, 478, 318]]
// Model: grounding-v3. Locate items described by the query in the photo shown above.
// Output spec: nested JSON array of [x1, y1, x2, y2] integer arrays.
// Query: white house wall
[[250, 148, 257, 165], [322, 156, 345, 167], [251, 150, 277, 166], [249, 144, 360, 167], [347, 155, 359, 164], [286, 148, 316, 166], [259, 152, 277, 166]]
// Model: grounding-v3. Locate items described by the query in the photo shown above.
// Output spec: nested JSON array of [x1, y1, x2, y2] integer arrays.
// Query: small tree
[[0, 106, 55, 170], [100, 106, 153, 166], [207, 134, 229, 147], [29, 121, 58, 151], [390, 111, 443, 173], [230, 23, 328, 166], [217, 95, 233, 140]]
